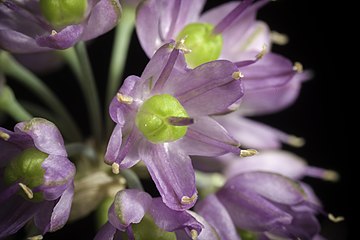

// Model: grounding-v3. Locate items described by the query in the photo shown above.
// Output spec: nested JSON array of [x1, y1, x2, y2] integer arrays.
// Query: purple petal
[[195, 195, 240, 240], [168, 60, 243, 116], [225, 172, 306, 205], [138, 141, 197, 210], [13, 51, 64, 74], [94, 222, 117, 240], [36, 25, 84, 50], [178, 116, 240, 156], [0, 128, 29, 167], [38, 155, 75, 200], [238, 70, 312, 116], [0, 182, 20, 205], [149, 198, 203, 237], [186, 211, 221, 240], [15, 118, 67, 156], [216, 185, 292, 232], [81, 0, 121, 41], [0, 29, 48, 53], [108, 189, 152, 231]]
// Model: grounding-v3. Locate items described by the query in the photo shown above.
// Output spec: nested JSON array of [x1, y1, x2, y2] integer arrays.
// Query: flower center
[[4, 148, 48, 201], [135, 94, 190, 143], [39, 0, 88, 28], [176, 23, 223, 68]]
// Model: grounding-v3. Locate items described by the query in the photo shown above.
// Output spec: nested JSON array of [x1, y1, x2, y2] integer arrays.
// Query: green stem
[[121, 169, 144, 191], [0, 86, 32, 121], [0, 51, 82, 141], [73, 42, 103, 145], [105, 7, 136, 137]]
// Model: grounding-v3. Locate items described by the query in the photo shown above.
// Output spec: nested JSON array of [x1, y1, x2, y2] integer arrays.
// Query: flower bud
[[135, 94, 189, 143], [40, 0, 88, 28], [176, 23, 223, 68], [4, 148, 48, 201]]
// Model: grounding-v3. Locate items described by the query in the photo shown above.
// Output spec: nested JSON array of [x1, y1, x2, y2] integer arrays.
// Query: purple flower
[[105, 41, 247, 211], [0, 118, 75, 239], [195, 171, 322, 240], [0, 0, 121, 53], [95, 189, 205, 240]]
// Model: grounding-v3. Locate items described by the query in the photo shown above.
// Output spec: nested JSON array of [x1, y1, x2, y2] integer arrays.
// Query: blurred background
[[3, 0, 349, 239]]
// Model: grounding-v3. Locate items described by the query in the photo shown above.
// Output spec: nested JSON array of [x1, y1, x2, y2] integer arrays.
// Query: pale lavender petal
[[94, 222, 117, 240], [168, 60, 242, 116], [186, 211, 221, 240], [138, 141, 197, 210], [39, 155, 75, 200], [226, 172, 306, 205], [238, 71, 313, 116], [36, 25, 84, 50], [81, 0, 121, 41], [14, 118, 67, 156], [178, 116, 240, 156], [195, 195, 240, 240], [108, 189, 152, 231], [217, 185, 292, 232], [149, 198, 202, 236], [224, 150, 308, 180], [0, 29, 48, 53], [105, 124, 123, 164]]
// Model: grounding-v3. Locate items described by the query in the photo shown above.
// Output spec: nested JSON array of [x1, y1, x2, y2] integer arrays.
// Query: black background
[[4, 0, 349, 239]]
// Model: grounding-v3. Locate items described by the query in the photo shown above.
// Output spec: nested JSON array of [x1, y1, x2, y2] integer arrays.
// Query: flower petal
[[170, 60, 243, 116], [108, 189, 152, 231], [195, 195, 240, 240], [138, 141, 197, 210], [15, 118, 67, 156], [94, 222, 117, 240], [178, 116, 240, 156], [81, 0, 121, 41], [0, 29, 47, 53]]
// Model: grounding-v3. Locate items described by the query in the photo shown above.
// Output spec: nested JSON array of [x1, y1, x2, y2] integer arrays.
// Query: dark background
[[4, 0, 349, 239]]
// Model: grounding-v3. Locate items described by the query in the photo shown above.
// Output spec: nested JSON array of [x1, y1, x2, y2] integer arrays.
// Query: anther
[[255, 44, 267, 60], [328, 213, 345, 223], [323, 170, 340, 182], [181, 193, 198, 204], [0, 130, 10, 141], [116, 93, 133, 104], [240, 149, 258, 157], [293, 62, 303, 73], [27, 235, 43, 240], [270, 31, 289, 45], [112, 163, 120, 174], [18, 183, 34, 199], [51, 30, 57, 36], [190, 229, 198, 240], [232, 71, 244, 80], [175, 37, 192, 54], [287, 135, 305, 147]]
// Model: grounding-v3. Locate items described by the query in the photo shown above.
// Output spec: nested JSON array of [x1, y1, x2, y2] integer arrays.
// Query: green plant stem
[[105, 7, 136, 137], [121, 169, 144, 191], [0, 86, 32, 121], [73, 42, 103, 145], [0, 52, 82, 141]]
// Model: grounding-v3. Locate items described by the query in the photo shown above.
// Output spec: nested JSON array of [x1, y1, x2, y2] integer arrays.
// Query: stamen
[[190, 229, 198, 240], [255, 44, 267, 60], [270, 31, 289, 45], [287, 135, 305, 147], [293, 62, 303, 73], [112, 163, 120, 174], [0, 130, 10, 141], [18, 183, 33, 199], [232, 71, 244, 80], [27, 235, 43, 240], [167, 116, 194, 126], [181, 193, 198, 204], [175, 37, 192, 54], [328, 213, 345, 223], [240, 149, 258, 157], [116, 93, 133, 104], [322, 170, 340, 182], [51, 30, 57, 36]]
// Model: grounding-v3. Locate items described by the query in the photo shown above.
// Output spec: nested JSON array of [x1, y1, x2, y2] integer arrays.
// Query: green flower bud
[[135, 94, 189, 143], [40, 0, 88, 28], [176, 23, 223, 68], [133, 214, 176, 240], [4, 148, 48, 201]]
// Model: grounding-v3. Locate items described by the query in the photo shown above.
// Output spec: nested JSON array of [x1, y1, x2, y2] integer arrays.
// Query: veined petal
[[195, 195, 240, 240], [178, 116, 240, 156], [36, 25, 84, 50], [81, 0, 121, 41], [14, 118, 67, 156], [170, 60, 243, 116], [94, 222, 117, 240], [138, 141, 197, 210], [108, 189, 152, 231]]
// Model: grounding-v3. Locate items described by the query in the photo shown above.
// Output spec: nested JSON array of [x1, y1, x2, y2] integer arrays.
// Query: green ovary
[[40, 0, 88, 28], [4, 148, 48, 201], [135, 94, 189, 143], [176, 23, 223, 68]]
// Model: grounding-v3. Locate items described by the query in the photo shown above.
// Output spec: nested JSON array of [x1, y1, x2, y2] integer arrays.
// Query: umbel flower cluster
[[0, 0, 342, 239]]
